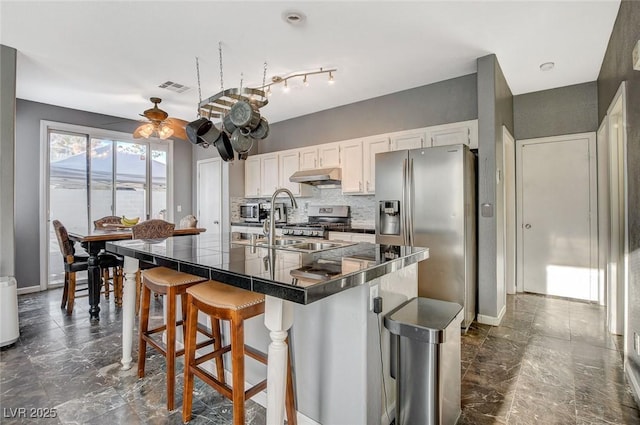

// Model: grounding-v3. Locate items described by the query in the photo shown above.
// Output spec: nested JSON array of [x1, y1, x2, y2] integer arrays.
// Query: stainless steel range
[[282, 205, 350, 238]]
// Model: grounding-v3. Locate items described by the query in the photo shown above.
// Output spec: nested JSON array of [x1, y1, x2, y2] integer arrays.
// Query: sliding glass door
[[47, 126, 172, 286]]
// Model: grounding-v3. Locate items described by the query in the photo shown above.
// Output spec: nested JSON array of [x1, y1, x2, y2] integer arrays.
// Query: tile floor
[[1, 289, 638, 424]]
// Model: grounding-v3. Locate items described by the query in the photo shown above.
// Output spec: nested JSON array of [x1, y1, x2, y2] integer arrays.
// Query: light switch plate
[[633, 40, 640, 71]]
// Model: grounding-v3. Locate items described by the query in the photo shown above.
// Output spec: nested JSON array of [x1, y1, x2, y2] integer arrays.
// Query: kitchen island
[[107, 233, 428, 425]]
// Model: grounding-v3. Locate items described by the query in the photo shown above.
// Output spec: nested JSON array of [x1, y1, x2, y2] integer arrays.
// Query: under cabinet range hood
[[289, 168, 342, 186]]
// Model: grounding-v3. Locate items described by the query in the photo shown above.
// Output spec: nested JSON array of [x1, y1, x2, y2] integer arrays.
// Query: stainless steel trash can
[[385, 297, 463, 425], [0, 276, 20, 347]]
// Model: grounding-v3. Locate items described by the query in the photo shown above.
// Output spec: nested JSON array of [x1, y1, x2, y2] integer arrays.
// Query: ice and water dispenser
[[379, 200, 400, 235]]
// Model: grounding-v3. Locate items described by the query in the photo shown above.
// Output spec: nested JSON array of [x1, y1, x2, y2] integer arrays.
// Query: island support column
[[121, 256, 139, 370], [264, 295, 294, 425]]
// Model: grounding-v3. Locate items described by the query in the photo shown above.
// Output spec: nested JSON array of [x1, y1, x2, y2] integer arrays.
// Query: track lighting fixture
[[259, 67, 337, 93]]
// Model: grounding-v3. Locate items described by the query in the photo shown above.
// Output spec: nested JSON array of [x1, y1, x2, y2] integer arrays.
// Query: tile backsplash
[[231, 188, 376, 227]]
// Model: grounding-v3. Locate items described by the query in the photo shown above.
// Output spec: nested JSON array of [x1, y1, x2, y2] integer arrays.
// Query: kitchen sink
[[288, 242, 343, 251], [256, 238, 303, 246], [252, 238, 356, 252]]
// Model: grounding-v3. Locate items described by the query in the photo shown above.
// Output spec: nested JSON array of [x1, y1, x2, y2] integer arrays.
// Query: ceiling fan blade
[[165, 117, 188, 140]]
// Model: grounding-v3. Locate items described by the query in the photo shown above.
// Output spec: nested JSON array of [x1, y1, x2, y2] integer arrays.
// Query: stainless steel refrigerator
[[375, 144, 476, 329]]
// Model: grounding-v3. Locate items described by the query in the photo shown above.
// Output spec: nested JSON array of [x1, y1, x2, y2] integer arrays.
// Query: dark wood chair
[[130, 219, 176, 313], [133, 219, 210, 411], [94, 215, 125, 304], [53, 220, 123, 315], [182, 280, 297, 425]]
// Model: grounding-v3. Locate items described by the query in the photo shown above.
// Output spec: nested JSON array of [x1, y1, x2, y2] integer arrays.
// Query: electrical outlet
[[177, 205, 182, 212], [369, 284, 379, 311]]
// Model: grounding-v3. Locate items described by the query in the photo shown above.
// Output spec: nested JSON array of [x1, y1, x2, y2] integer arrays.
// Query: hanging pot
[[249, 117, 270, 140], [230, 128, 254, 154], [237, 151, 248, 160], [222, 112, 237, 135], [214, 132, 234, 162], [229, 100, 261, 130], [198, 123, 222, 148], [185, 117, 213, 145]]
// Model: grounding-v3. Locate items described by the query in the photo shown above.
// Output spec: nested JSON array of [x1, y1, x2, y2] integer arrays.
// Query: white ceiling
[[0, 1, 621, 125]]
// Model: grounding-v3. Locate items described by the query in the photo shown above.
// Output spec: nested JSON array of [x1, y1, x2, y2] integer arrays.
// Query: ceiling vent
[[158, 81, 191, 93]]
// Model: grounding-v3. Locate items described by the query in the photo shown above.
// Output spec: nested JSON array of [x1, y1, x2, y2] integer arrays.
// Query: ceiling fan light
[[158, 124, 174, 139], [139, 123, 154, 138]]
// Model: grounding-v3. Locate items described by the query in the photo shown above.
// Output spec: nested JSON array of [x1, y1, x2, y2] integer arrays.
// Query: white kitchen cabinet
[[278, 150, 301, 195], [327, 232, 375, 243], [318, 142, 341, 168], [390, 129, 426, 151], [341, 136, 389, 195], [340, 139, 364, 194], [244, 153, 280, 198], [278, 150, 312, 197], [427, 119, 478, 149], [299, 147, 318, 170], [297, 142, 340, 170], [363, 136, 390, 194], [351, 233, 376, 243], [244, 156, 261, 197], [260, 154, 279, 197]]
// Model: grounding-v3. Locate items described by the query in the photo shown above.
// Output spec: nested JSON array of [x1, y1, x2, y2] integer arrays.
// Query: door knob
[[524, 224, 532, 229]]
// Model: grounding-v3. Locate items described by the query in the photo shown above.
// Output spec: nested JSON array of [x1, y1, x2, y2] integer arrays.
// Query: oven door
[[240, 204, 260, 222]]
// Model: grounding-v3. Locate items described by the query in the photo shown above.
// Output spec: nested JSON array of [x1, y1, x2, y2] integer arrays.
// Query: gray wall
[[597, 0, 640, 396], [261, 74, 478, 153], [15, 100, 193, 289], [1, 45, 16, 278], [477, 54, 514, 321], [514, 82, 599, 140]]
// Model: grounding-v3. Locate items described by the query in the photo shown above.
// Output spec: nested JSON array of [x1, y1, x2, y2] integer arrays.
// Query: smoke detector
[[283, 10, 306, 25]]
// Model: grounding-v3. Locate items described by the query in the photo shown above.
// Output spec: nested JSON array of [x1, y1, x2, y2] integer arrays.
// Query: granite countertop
[[106, 233, 427, 305]]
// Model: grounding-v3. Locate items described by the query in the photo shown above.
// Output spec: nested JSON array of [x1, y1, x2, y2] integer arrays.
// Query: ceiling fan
[[133, 97, 188, 140]]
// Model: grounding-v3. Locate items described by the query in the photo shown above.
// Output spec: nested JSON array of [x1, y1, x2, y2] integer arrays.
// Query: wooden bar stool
[[182, 280, 297, 425], [137, 266, 209, 411]]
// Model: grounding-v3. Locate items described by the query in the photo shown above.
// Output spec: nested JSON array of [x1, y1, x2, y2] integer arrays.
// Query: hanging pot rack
[[197, 87, 268, 120]]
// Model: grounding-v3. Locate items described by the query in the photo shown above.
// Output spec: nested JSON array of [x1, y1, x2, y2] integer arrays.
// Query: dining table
[[67, 225, 206, 320]]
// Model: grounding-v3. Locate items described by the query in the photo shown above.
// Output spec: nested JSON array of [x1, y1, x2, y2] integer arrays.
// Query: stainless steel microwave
[[239, 203, 265, 222]]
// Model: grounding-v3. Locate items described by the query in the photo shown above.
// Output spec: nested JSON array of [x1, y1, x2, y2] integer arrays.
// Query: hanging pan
[[214, 132, 235, 162]]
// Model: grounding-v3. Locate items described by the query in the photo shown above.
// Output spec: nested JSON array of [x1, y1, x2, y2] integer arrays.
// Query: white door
[[516, 133, 597, 301], [197, 158, 222, 235]]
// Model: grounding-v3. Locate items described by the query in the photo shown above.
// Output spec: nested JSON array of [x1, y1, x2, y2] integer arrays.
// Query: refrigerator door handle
[[402, 158, 409, 245], [408, 158, 414, 246]]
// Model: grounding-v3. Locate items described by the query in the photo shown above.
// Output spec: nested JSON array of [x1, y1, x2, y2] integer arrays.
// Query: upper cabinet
[[318, 142, 341, 168], [390, 129, 426, 151], [299, 147, 318, 170], [244, 156, 261, 197], [243, 119, 477, 197], [426, 119, 478, 149], [245, 150, 313, 198], [340, 139, 364, 194], [260, 153, 279, 196], [363, 136, 390, 194], [298, 143, 340, 169], [278, 150, 312, 197], [340, 135, 389, 195]]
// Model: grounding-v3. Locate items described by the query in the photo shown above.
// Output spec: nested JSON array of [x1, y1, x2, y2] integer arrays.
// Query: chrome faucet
[[267, 188, 298, 247]]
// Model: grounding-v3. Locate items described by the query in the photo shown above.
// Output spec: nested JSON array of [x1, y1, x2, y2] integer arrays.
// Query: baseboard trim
[[17, 285, 42, 295], [625, 361, 640, 406], [477, 304, 506, 326]]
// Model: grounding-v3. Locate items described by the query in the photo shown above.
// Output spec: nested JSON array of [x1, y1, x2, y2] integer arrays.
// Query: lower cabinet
[[327, 232, 375, 243]]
